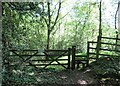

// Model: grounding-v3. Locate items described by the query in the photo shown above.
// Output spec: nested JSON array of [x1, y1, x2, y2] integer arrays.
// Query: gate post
[[67, 48, 71, 69], [86, 42, 90, 67], [72, 46, 76, 70]]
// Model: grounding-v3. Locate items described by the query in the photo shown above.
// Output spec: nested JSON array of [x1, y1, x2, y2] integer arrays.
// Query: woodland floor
[[5, 67, 120, 86], [37, 68, 98, 85], [4, 58, 120, 86], [33, 67, 119, 86]]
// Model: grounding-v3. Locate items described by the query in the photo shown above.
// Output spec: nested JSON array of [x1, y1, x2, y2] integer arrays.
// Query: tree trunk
[[46, 2, 51, 49], [96, 0, 102, 60], [47, 29, 50, 49], [46, 1, 61, 49]]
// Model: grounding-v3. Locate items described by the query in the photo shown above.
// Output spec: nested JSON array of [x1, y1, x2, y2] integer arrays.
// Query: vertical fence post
[[72, 46, 76, 70], [86, 42, 90, 67], [96, 36, 101, 60], [0, 2, 2, 86], [67, 48, 71, 69]]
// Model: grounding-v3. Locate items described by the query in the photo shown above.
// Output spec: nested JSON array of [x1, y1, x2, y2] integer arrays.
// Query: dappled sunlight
[[83, 69, 91, 74], [61, 76, 67, 79], [77, 79, 88, 84]]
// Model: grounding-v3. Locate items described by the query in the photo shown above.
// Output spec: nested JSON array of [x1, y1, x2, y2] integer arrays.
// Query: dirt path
[[55, 70, 98, 84], [37, 68, 98, 85]]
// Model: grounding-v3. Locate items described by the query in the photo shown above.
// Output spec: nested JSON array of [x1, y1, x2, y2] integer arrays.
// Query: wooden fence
[[88, 36, 120, 60], [71, 36, 120, 70], [9, 48, 71, 69], [8, 36, 120, 70]]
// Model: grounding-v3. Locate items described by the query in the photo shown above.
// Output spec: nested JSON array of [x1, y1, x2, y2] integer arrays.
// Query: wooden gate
[[9, 48, 71, 69]]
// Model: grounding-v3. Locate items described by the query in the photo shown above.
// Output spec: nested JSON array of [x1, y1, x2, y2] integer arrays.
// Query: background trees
[[2, 0, 117, 52]]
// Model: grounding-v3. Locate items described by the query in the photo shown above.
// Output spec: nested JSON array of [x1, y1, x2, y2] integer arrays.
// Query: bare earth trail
[[36, 68, 98, 85], [9, 67, 119, 86], [53, 70, 97, 84]]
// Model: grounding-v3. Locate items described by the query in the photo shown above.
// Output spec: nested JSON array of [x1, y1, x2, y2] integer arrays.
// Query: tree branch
[[115, 1, 120, 31], [42, 16, 48, 28], [51, 0, 61, 31]]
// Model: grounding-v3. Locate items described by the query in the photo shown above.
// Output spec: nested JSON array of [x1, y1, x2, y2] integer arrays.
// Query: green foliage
[[2, 1, 117, 50], [90, 58, 120, 79], [3, 2, 47, 49], [2, 70, 37, 86]]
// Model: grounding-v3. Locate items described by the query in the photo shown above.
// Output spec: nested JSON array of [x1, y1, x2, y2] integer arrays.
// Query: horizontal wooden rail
[[9, 54, 45, 56], [89, 52, 96, 55], [9, 50, 38, 51], [89, 47, 96, 49], [30, 59, 68, 61], [99, 54, 119, 57], [75, 55, 87, 57], [27, 63, 68, 66], [9, 54, 68, 57], [89, 52, 119, 57], [88, 41, 120, 46], [89, 47, 120, 52], [44, 49, 68, 52], [100, 48, 120, 52], [9, 49, 68, 52], [10, 63, 68, 66], [100, 42, 120, 46], [101, 36, 120, 40], [75, 59, 87, 61]]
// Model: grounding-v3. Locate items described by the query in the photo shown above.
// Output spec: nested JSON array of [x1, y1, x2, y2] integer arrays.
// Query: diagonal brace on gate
[[10, 50, 39, 69], [43, 51, 68, 69]]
